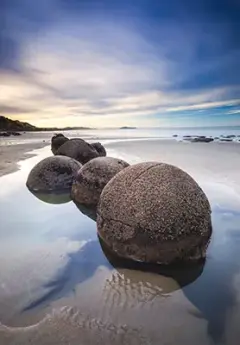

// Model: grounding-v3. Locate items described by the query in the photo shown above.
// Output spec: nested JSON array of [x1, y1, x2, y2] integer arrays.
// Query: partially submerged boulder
[[26, 156, 81, 192], [56, 138, 99, 164], [91, 142, 106, 157], [97, 162, 212, 265], [51, 133, 69, 155], [71, 157, 129, 206]]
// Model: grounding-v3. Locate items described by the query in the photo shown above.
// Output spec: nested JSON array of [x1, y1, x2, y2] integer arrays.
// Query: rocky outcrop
[[26, 156, 81, 192], [219, 138, 233, 142], [56, 138, 99, 164], [91, 142, 107, 157], [97, 162, 212, 265], [191, 137, 214, 143], [0, 116, 37, 131], [51, 133, 69, 155], [71, 157, 129, 206]]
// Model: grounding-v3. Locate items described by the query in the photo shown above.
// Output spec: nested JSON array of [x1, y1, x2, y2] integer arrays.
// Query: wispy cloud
[[227, 109, 240, 115], [165, 100, 240, 112]]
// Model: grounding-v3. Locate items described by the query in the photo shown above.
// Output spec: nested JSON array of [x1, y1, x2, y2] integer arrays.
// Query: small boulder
[[51, 133, 69, 155], [71, 157, 129, 206], [91, 142, 106, 156], [56, 138, 99, 164], [26, 156, 81, 192], [97, 162, 212, 265]]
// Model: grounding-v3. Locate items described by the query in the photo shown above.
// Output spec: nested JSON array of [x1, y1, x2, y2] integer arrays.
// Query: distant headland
[[0, 116, 91, 133], [120, 126, 137, 129]]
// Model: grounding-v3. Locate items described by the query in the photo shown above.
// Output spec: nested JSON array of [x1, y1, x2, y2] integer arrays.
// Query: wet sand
[[0, 139, 240, 344], [0, 142, 50, 177]]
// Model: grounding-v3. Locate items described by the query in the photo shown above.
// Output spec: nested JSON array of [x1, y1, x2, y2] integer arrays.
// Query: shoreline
[[0, 142, 50, 177]]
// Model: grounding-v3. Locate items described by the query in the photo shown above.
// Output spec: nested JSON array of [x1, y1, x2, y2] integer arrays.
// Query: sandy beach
[[0, 142, 50, 177], [0, 132, 240, 345]]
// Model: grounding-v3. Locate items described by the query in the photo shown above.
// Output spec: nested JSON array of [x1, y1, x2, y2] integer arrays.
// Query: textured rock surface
[[51, 134, 69, 155], [97, 162, 212, 264], [91, 142, 107, 156], [56, 138, 99, 164], [71, 157, 129, 206], [26, 156, 81, 192]]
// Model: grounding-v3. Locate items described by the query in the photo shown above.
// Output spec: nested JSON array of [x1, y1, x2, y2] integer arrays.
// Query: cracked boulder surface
[[71, 157, 129, 206], [97, 162, 212, 265], [51, 133, 69, 155], [26, 156, 82, 192], [56, 138, 99, 164], [91, 142, 107, 157]]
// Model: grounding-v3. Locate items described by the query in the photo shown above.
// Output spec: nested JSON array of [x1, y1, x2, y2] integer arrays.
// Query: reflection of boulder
[[51, 133, 69, 155], [28, 190, 71, 204], [26, 156, 81, 192], [71, 157, 129, 206], [74, 202, 97, 221], [56, 138, 99, 164], [98, 162, 212, 265], [100, 237, 205, 304]]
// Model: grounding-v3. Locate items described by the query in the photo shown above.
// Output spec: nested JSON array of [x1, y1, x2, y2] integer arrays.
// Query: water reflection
[[23, 234, 205, 313], [73, 202, 97, 221], [182, 211, 240, 345], [99, 238, 205, 311], [20, 201, 240, 345], [28, 189, 72, 204], [23, 240, 112, 311]]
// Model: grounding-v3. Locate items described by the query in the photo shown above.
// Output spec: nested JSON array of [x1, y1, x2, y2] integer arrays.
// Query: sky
[[0, 0, 240, 128]]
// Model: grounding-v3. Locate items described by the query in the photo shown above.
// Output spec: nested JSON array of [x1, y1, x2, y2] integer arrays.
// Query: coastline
[[0, 142, 50, 177]]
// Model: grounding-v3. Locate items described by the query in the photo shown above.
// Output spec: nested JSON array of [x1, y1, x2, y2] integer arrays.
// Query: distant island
[[120, 126, 137, 129], [0, 116, 91, 132]]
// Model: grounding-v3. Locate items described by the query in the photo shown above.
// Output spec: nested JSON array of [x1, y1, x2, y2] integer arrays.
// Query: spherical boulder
[[51, 133, 69, 155], [56, 138, 99, 164], [71, 157, 129, 206], [26, 156, 81, 192], [97, 162, 212, 265], [91, 142, 106, 157]]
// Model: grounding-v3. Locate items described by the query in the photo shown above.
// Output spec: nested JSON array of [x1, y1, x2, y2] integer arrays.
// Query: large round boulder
[[97, 162, 212, 265], [26, 156, 81, 192], [71, 157, 129, 206], [91, 142, 106, 157], [51, 133, 69, 155], [56, 138, 99, 164]]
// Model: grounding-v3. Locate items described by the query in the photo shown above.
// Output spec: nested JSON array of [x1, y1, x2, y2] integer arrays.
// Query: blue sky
[[0, 0, 239, 127]]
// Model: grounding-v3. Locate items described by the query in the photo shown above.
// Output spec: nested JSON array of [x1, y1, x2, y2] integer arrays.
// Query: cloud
[[165, 100, 240, 112], [0, 0, 239, 127], [227, 109, 240, 115], [0, 105, 36, 114]]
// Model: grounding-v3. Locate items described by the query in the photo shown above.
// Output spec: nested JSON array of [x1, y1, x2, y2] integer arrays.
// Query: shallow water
[[0, 145, 240, 345]]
